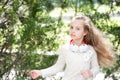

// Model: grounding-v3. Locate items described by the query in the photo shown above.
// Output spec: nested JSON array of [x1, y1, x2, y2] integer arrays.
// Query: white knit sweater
[[40, 44, 100, 80]]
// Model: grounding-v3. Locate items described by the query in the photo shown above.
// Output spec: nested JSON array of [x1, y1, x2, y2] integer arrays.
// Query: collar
[[70, 39, 88, 45], [69, 41, 89, 53]]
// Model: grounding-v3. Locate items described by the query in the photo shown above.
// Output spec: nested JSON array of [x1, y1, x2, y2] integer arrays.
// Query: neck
[[73, 39, 84, 46]]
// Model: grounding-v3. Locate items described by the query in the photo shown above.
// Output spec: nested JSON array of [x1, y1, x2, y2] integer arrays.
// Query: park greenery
[[0, 0, 120, 80]]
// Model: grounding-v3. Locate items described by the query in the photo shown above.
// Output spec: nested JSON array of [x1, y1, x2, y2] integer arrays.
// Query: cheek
[[69, 30, 72, 35], [76, 31, 85, 37]]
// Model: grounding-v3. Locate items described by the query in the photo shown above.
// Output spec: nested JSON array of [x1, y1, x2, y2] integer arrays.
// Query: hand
[[81, 70, 93, 78], [29, 70, 41, 79]]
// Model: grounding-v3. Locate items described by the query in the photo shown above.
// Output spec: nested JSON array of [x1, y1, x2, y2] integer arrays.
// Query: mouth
[[70, 34, 75, 37]]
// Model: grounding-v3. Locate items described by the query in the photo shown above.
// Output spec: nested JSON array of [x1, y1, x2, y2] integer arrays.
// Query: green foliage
[[0, 0, 120, 80], [14, 53, 58, 80], [103, 55, 120, 80], [0, 0, 62, 79]]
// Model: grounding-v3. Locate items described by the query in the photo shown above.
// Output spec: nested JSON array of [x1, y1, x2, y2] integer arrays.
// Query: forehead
[[71, 19, 85, 27]]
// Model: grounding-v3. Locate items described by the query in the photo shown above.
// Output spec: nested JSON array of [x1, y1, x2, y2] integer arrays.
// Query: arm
[[40, 46, 66, 77], [90, 46, 100, 78]]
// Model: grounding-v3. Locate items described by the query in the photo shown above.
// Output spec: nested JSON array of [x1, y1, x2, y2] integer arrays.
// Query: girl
[[29, 14, 114, 80]]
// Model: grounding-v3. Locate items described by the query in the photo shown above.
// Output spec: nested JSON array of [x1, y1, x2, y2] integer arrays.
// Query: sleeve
[[40, 46, 66, 77], [90, 46, 100, 78]]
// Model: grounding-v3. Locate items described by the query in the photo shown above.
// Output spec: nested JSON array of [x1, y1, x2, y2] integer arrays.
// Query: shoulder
[[60, 43, 70, 50], [88, 45, 97, 56], [57, 43, 70, 54], [88, 45, 95, 51]]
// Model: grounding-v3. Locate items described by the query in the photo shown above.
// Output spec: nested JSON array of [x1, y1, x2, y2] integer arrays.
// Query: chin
[[71, 38, 77, 40], [71, 36, 76, 39]]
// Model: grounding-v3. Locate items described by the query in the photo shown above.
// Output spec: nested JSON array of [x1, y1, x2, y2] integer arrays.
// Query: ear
[[83, 31, 88, 36]]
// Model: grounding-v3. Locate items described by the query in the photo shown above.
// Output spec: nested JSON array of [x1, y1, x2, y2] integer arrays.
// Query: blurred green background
[[0, 0, 120, 80]]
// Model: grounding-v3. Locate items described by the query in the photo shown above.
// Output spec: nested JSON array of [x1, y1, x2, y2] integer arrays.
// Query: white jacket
[[40, 44, 100, 80]]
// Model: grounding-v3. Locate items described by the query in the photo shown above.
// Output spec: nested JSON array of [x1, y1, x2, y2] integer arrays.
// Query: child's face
[[69, 20, 87, 41]]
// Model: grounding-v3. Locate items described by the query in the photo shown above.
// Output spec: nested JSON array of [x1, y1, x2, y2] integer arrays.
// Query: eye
[[70, 26, 73, 29]]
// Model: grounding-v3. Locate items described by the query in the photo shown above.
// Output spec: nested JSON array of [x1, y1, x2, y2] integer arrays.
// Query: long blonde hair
[[72, 15, 114, 67]]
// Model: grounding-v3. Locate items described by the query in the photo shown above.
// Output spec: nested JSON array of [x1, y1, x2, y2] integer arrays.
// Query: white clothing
[[40, 44, 100, 80]]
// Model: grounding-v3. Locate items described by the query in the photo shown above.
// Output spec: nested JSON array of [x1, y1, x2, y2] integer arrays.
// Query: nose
[[71, 29, 75, 33]]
